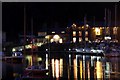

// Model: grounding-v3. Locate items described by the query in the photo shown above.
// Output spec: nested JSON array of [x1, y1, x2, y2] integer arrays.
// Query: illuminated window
[[85, 37, 88, 41], [95, 28, 100, 35], [85, 31, 88, 36], [73, 37, 76, 43], [79, 37, 82, 42], [73, 31, 76, 36], [113, 27, 118, 35], [79, 31, 82, 36]]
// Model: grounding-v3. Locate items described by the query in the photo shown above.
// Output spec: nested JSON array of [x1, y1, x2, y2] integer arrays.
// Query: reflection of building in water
[[106, 57, 120, 78], [51, 58, 63, 78], [49, 50, 105, 79]]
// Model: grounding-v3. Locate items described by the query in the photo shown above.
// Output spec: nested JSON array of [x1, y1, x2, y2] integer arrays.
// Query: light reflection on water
[[3, 54, 120, 79], [96, 61, 103, 80], [51, 58, 63, 79], [50, 55, 105, 80]]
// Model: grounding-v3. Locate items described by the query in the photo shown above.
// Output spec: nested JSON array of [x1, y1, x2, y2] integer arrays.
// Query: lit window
[[95, 28, 100, 35], [73, 31, 76, 36], [85, 37, 88, 41], [113, 27, 118, 35], [79, 31, 82, 36], [79, 37, 82, 42], [73, 37, 76, 43], [85, 31, 88, 36]]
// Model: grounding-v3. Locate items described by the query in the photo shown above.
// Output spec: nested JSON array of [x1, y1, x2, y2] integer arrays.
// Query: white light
[[50, 39, 54, 43], [95, 27, 100, 35], [73, 37, 76, 43], [12, 48, 16, 52], [45, 35, 50, 39], [104, 37, 111, 40], [52, 31, 55, 33], [53, 35, 60, 42], [55, 59, 59, 78], [19, 48, 22, 51], [46, 49, 48, 51], [59, 38, 63, 43], [38, 57, 42, 61], [69, 54, 71, 58], [86, 24, 89, 27], [15, 53, 17, 56], [61, 31, 65, 33], [46, 54, 48, 69]]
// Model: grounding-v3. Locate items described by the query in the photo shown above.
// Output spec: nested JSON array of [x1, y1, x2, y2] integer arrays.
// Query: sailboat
[[22, 6, 49, 79]]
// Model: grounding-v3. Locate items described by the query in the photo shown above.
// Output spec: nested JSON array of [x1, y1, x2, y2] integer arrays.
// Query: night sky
[[2, 2, 119, 42]]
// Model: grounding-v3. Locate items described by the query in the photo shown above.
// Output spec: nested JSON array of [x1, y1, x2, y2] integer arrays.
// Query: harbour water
[[2, 53, 120, 80]]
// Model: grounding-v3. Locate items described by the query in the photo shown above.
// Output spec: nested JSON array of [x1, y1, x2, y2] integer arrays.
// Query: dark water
[[2, 55, 120, 80]]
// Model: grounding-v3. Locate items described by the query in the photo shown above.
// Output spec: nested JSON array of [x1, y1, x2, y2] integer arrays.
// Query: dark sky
[[2, 2, 119, 42]]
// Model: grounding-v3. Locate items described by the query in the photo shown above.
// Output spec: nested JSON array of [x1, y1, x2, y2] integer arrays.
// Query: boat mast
[[84, 15, 87, 49], [24, 5, 26, 58], [115, 3, 117, 41], [24, 4, 27, 68], [31, 17, 34, 66]]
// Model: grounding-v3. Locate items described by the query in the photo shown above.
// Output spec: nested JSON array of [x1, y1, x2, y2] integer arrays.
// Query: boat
[[22, 65, 49, 79]]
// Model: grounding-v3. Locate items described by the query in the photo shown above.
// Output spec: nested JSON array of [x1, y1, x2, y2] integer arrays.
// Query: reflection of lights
[[74, 59, 77, 78], [60, 59, 63, 77], [96, 61, 103, 79], [79, 61, 82, 79], [46, 54, 48, 69], [26, 55, 32, 66], [87, 62, 90, 79], [52, 59, 55, 78], [83, 55, 85, 79], [55, 59, 59, 78], [15, 53, 17, 56]]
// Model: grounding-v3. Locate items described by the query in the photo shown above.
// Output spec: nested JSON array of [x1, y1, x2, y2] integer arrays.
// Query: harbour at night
[[2, 2, 120, 80]]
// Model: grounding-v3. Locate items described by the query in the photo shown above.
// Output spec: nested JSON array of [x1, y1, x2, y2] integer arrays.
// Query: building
[[66, 22, 120, 43]]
